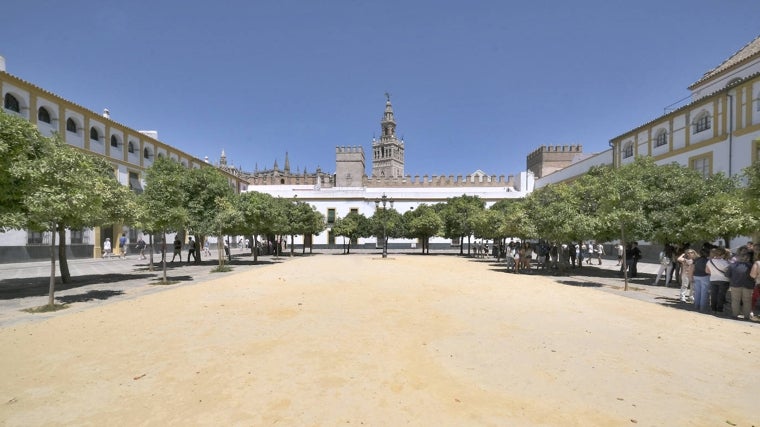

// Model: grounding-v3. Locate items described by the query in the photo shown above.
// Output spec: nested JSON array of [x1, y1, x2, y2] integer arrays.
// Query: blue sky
[[3, 1, 759, 177]]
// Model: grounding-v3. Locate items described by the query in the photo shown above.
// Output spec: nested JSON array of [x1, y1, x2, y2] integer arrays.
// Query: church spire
[[381, 92, 396, 139], [284, 151, 290, 172], [220, 149, 227, 166]]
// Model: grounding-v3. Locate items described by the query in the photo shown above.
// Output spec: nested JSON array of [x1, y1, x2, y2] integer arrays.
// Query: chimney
[[103, 108, 110, 119]]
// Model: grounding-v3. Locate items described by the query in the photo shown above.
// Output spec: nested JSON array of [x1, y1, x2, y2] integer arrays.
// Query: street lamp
[[374, 193, 394, 258]]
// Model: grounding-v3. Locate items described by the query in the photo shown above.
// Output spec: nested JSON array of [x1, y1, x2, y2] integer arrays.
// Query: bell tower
[[371, 93, 405, 178]]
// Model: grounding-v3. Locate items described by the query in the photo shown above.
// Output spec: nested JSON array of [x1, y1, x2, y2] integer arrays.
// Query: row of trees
[[3, 109, 760, 305], [331, 157, 760, 264]]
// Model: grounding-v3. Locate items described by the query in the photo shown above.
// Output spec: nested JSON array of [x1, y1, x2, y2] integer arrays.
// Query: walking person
[[595, 242, 604, 265], [616, 243, 624, 266], [118, 233, 128, 259], [187, 237, 197, 264], [102, 237, 112, 259], [652, 244, 674, 287], [727, 247, 755, 320], [629, 242, 642, 278], [171, 236, 182, 262], [135, 236, 147, 260], [706, 247, 731, 314], [203, 239, 212, 257], [751, 245, 760, 319]]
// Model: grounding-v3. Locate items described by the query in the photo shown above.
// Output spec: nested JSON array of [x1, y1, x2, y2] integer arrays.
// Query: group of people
[[502, 240, 605, 273], [102, 233, 146, 260], [653, 242, 760, 320]]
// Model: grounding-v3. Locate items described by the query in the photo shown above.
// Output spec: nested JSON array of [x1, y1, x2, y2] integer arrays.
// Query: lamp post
[[375, 193, 394, 258]]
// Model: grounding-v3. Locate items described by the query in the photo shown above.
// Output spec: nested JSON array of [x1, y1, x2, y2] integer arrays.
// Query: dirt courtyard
[[1, 255, 758, 426]]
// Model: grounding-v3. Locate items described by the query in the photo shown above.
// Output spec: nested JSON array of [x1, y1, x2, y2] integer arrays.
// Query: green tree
[[332, 211, 371, 254], [403, 204, 442, 254], [370, 207, 404, 257], [141, 157, 189, 282], [238, 191, 279, 262], [21, 138, 136, 304], [183, 166, 235, 263], [439, 195, 486, 255]]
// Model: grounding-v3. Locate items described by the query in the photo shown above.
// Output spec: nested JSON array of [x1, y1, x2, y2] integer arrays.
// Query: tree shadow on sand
[[0, 273, 156, 300], [56, 289, 125, 304]]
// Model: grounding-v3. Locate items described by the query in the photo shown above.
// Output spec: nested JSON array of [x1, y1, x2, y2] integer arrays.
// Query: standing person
[[692, 247, 711, 312], [652, 244, 673, 287], [203, 239, 212, 257], [677, 249, 697, 302], [629, 242, 642, 278], [118, 233, 128, 259], [616, 243, 624, 266], [224, 238, 231, 262], [102, 237, 112, 259], [569, 243, 577, 268], [596, 242, 604, 265], [727, 247, 755, 320], [749, 247, 760, 320], [706, 247, 731, 314], [187, 237, 197, 264], [171, 236, 182, 262], [135, 237, 147, 260]]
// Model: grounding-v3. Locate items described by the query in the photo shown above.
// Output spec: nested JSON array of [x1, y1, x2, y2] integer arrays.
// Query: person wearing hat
[[103, 238, 112, 259]]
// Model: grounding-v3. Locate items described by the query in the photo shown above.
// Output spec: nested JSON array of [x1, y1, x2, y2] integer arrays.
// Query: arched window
[[128, 141, 135, 153], [693, 112, 711, 134], [143, 147, 152, 159], [38, 107, 51, 123], [623, 142, 634, 159], [66, 118, 77, 133], [110, 135, 119, 148], [90, 127, 100, 142], [4, 93, 20, 112], [157, 152, 164, 159], [655, 130, 667, 147]]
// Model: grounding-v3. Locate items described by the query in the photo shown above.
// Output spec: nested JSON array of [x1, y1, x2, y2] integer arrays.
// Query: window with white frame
[[623, 142, 634, 158], [655, 130, 667, 147], [66, 118, 78, 133], [38, 107, 51, 123], [691, 156, 711, 178], [4, 93, 20, 112], [693, 113, 711, 134]]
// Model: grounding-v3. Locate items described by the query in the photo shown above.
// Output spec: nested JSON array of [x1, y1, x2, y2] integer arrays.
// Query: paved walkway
[[0, 252, 715, 328]]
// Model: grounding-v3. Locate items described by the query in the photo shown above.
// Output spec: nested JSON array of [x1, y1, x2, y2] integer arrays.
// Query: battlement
[[364, 174, 515, 188], [527, 144, 583, 160], [336, 145, 365, 154]]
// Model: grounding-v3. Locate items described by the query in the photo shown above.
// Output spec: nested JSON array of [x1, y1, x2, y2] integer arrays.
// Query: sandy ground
[[1, 255, 758, 426]]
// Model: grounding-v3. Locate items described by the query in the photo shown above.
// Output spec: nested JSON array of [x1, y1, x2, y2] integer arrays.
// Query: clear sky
[[3, 1, 759, 178]]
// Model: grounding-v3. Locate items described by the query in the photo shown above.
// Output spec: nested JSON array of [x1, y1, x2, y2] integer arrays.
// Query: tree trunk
[[290, 235, 294, 257], [253, 237, 259, 263], [148, 234, 154, 272], [57, 224, 71, 283], [460, 235, 464, 255], [161, 231, 168, 283], [48, 224, 57, 306]]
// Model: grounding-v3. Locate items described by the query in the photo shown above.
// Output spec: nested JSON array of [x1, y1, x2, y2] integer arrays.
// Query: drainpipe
[[726, 92, 734, 177]]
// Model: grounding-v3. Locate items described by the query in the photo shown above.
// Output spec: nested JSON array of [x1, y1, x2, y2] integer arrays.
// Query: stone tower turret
[[335, 146, 365, 187], [371, 93, 405, 178]]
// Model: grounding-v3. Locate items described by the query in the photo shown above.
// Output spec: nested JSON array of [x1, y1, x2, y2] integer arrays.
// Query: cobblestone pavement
[[0, 251, 738, 328]]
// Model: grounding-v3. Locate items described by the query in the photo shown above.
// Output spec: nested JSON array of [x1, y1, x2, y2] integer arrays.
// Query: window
[[327, 208, 336, 224], [655, 130, 667, 147], [694, 113, 711, 134], [690, 154, 711, 178], [27, 230, 44, 245], [143, 147, 152, 159], [622, 142, 634, 159], [110, 135, 119, 148], [38, 107, 51, 123], [70, 230, 83, 244], [128, 141, 135, 154], [350, 208, 359, 215], [128, 171, 143, 194], [66, 118, 77, 133], [756, 95, 760, 112], [4, 93, 20, 112], [90, 127, 100, 142]]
